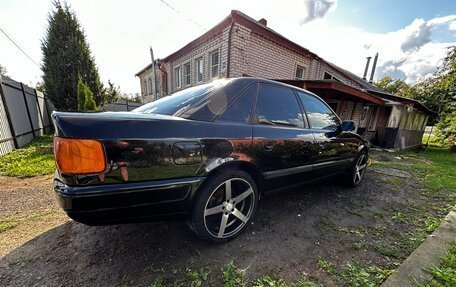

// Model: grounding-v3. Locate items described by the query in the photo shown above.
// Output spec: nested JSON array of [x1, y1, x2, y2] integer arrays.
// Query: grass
[[417, 241, 456, 287], [318, 258, 394, 287], [0, 134, 55, 178]]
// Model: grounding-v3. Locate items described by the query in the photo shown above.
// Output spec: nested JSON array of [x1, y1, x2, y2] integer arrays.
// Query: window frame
[[214, 83, 258, 125], [195, 57, 204, 83], [210, 49, 219, 79], [184, 62, 191, 86], [295, 90, 341, 130], [295, 65, 306, 80], [253, 83, 307, 129], [148, 78, 153, 95], [174, 66, 182, 89]]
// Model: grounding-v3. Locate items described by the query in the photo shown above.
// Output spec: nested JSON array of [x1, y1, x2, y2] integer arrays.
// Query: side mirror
[[341, 120, 356, 131]]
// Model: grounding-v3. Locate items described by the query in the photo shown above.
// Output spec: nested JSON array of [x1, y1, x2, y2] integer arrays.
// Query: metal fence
[[0, 76, 54, 156], [0, 76, 144, 157], [100, 100, 142, 112]]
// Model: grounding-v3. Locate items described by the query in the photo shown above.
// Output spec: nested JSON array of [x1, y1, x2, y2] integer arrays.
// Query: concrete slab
[[381, 211, 456, 287]]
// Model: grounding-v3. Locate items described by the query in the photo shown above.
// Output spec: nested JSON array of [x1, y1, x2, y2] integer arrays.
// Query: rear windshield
[[132, 80, 230, 116]]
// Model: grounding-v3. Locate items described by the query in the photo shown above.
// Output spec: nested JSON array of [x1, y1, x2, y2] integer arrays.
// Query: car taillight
[[53, 137, 106, 174]]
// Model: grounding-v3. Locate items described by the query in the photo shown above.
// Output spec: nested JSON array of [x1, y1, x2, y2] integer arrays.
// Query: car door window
[[256, 84, 304, 128], [217, 84, 256, 124], [297, 91, 339, 130]]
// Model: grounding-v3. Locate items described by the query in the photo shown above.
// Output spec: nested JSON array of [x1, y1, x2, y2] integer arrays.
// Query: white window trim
[[175, 66, 181, 89], [323, 71, 342, 82], [295, 65, 306, 80], [195, 57, 204, 83], [210, 49, 220, 78], [184, 62, 191, 86]]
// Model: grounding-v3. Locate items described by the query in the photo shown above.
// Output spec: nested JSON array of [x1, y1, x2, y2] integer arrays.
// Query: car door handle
[[263, 141, 274, 151]]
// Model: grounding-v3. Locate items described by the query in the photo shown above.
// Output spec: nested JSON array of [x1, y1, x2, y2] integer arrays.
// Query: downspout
[[157, 61, 168, 96], [226, 16, 235, 78]]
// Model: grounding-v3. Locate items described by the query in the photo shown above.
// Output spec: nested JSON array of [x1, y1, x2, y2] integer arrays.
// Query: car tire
[[190, 169, 258, 243], [344, 151, 368, 187]]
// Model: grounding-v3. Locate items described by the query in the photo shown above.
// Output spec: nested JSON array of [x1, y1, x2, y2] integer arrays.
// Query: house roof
[[276, 79, 385, 106], [135, 10, 434, 115]]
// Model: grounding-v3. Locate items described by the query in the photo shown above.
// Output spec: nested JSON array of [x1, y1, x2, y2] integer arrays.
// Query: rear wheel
[[191, 170, 258, 243], [344, 151, 368, 187]]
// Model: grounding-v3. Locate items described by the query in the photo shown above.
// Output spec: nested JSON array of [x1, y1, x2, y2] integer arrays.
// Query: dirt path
[[0, 154, 453, 286]]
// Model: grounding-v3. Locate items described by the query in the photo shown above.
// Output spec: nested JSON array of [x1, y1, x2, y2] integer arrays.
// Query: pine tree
[[77, 78, 97, 112], [41, 1, 103, 111]]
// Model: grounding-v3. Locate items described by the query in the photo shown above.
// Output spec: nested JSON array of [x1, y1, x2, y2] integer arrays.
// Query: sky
[[0, 0, 455, 95]]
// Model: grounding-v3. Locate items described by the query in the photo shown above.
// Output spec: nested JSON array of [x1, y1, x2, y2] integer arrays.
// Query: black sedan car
[[53, 77, 369, 242]]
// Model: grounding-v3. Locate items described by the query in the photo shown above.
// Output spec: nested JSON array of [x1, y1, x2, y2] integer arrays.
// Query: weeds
[[221, 260, 246, 287], [318, 258, 393, 287]]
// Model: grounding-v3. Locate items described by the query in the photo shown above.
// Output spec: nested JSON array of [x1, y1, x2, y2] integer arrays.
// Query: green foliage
[[77, 78, 97, 111], [318, 258, 393, 287], [0, 135, 55, 178], [41, 0, 103, 111], [185, 267, 210, 287], [375, 46, 456, 127], [423, 241, 456, 286], [253, 275, 288, 287], [221, 261, 246, 287]]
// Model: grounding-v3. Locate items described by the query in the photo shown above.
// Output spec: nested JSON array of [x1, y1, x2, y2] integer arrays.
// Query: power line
[[159, 0, 207, 31], [0, 26, 40, 67]]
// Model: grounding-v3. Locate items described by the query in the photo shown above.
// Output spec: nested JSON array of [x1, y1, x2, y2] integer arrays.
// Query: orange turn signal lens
[[53, 137, 106, 174]]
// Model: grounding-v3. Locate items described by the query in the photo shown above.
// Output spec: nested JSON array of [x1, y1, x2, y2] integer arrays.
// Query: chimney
[[369, 53, 379, 83], [363, 56, 371, 80], [258, 18, 267, 26]]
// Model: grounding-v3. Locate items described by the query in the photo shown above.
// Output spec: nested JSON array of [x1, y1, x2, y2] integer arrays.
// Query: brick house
[[135, 10, 434, 149]]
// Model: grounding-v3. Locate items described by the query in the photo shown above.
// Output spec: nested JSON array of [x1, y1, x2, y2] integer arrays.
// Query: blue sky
[[328, 0, 455, 34], [0, 0, 455, 94]]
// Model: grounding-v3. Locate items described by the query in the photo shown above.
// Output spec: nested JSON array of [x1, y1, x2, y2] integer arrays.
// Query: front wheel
[[190, 170, 258, 243], [344, 151, 368, 187]]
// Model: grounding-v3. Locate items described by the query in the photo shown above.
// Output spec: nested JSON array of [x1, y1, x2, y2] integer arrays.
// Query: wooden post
[[0, 77, 18, 148], [43, 94, 53, 132]]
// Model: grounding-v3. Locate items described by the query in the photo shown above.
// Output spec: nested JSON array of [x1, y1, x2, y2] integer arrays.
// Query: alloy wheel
[[354, 154, 367, 185], [203, 178, 255, 239]]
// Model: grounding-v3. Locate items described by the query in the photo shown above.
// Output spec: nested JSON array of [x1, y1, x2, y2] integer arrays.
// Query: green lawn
[[0, 135, 55, 178]]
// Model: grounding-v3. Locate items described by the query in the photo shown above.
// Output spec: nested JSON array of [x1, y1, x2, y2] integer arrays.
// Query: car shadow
[[0, 173, 385, 286]]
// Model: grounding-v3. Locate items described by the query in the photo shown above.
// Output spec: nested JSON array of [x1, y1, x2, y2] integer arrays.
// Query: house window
[[184, 63, 191, 86], [295, 66, 305, 79], [210, 50, 219, 78], [323, 71, 342, 82], [142, 79, 147, 96], [148, 78, 153, 95], [195, 58, 203, 82], [175, 67, 181, 89]]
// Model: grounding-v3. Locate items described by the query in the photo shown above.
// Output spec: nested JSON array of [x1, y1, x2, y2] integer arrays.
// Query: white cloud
[[400, 19, 432, 52], [0, 0, 454, 94], [300, 0, 337, 25]]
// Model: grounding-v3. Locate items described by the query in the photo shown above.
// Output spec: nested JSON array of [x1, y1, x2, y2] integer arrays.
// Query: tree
[[0, 64, 8, 77], [41, 1, 103, 111], [77, 78, 97, 112]]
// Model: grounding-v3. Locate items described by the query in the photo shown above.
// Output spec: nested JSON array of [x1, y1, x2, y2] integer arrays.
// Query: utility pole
[[150, 46, 158, 101]]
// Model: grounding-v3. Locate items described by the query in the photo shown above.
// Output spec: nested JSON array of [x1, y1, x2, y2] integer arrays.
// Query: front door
[[252, 83, 315, 190], [296, 91, 356, 176]]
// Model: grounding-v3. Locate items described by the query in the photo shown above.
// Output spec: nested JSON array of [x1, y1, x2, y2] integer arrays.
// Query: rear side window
[[217, 84, 256, 124], [256, 84, 304, 128], [297, 91, 339, 130]]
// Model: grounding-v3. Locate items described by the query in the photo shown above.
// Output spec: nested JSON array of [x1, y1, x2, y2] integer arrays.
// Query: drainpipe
[[150, 46, 158, 101], [226, 16, 235, 78]]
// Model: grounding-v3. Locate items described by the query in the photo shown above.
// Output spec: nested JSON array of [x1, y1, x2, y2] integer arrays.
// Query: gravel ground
[[0, 153, 452, 286]]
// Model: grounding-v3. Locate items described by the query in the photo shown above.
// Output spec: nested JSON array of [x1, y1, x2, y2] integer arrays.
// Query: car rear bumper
[[54, 177, 205, 225]]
